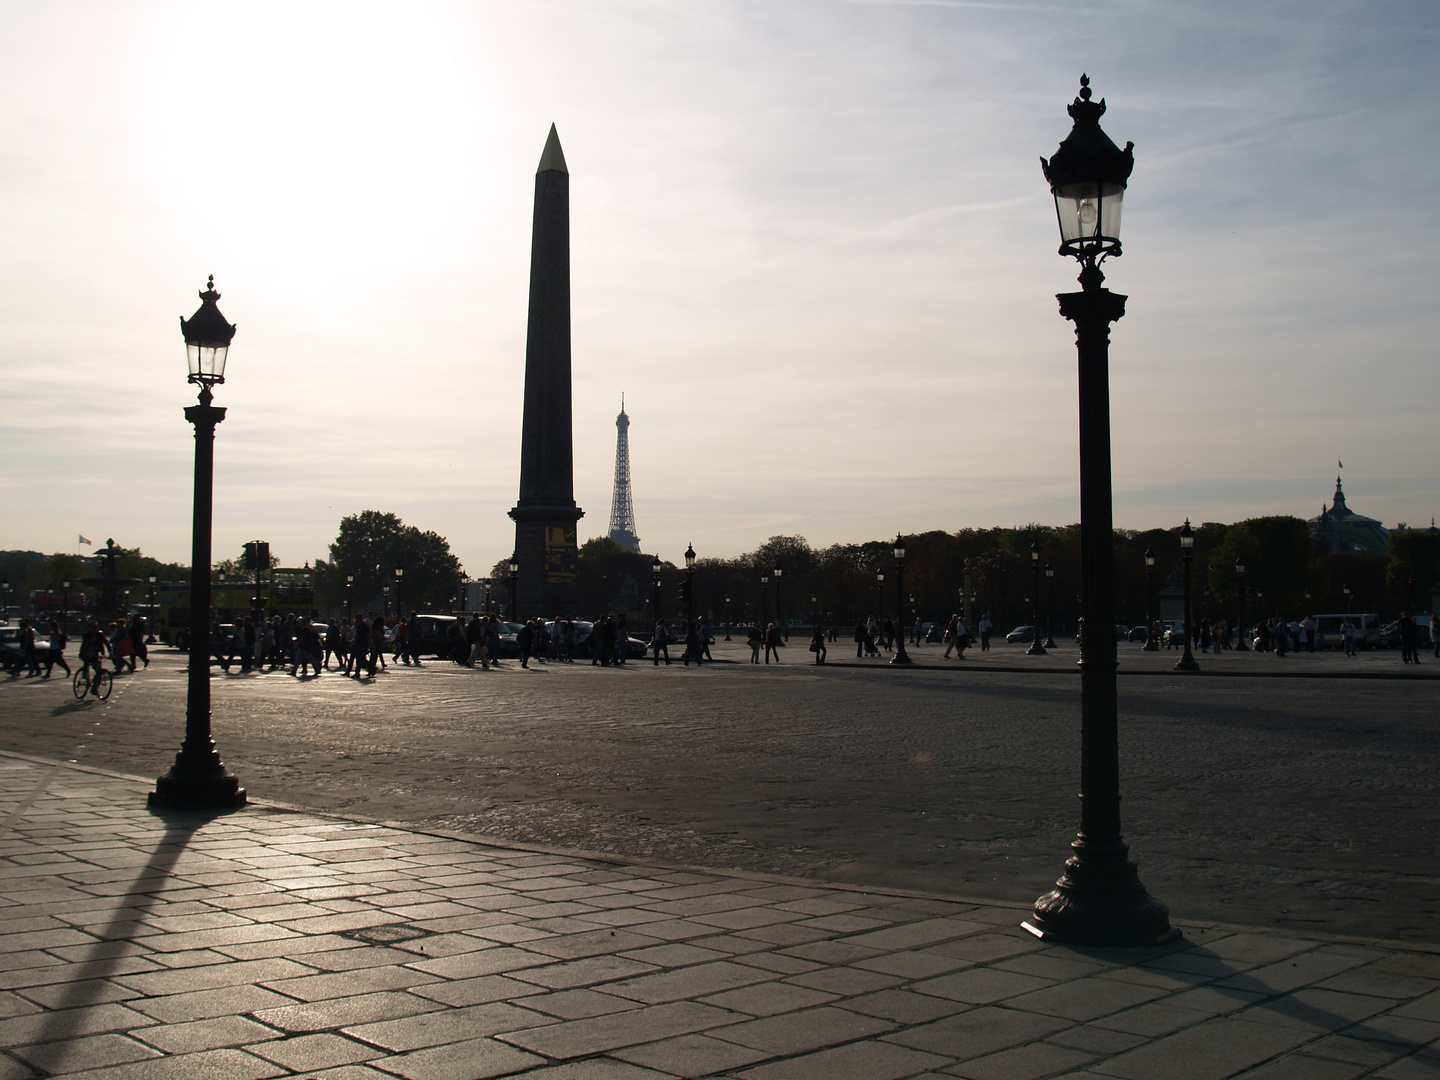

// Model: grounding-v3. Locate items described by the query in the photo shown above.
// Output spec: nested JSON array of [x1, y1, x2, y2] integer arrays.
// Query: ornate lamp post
[[724, 595, 732, 640], [147, 576, 159, 642], [875, 570, 884, 625], [684, 543, 696, 628], [758, 572, 768, 628], [149, 277, 245, 811], [382, 586, 390, 619], [1175, 520, 1199, 672], [773, 567, 785, 639], [963, 557, 974, 628], [1142, 548, 1158, 650], [508, 556, 519, 620], [394, 563, 403, 620], [1025, 77, 1170, 946], [1044, 563, 1057, 648], [1027, 542, 1047, 656], [61, 580, 70, 627], [650, 557, 663, 621], [891, 534, 913, 665], [1235, 557, 1248, 651]]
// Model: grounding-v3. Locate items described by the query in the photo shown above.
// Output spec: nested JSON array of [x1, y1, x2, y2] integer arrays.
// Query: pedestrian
[[749, 623, 763, 663], [129, 613, 149, 670], [683, 621, 700, 666], [764, 623, 782, 664], [979, 614, 993, 651], [392, 615, 407, 664], [942, 615, 959, 659], [518, 619, 535, 668], [350, 616, 370, 678], [652, 618, 671, 665], [809, 624, 826, 665], [467, 613, 486, 669], [1399, 612, 1419, 665], [370, 614, 387, 672], [290, 618, 321, 676], [698, 618, 713, 661], [615, 615, 629, 665], [485, 614, 502, 667], [18, 619, 41, 677], [43, 619, 71, 678], [1342, 618, 1356, 657], [404, 612, 425, 666], [853, 619, 866, 658], [324, 618, 342, 669]]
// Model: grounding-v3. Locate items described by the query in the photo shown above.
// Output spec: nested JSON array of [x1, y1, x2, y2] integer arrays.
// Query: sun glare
[[138, 1, 496, 292]]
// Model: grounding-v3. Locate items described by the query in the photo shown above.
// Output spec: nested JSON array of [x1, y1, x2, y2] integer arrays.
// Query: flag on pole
[[78, 535, 93, 546], [1338, 459, 1343, 470]]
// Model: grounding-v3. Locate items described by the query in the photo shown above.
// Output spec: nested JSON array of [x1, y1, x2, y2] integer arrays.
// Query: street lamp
[[724, 595, 732, 640], [759, 572, 768, 628], [875, 570, 884, 626], [149, 276, 245, 810], [1027, 542, 1046, 656], [891, 534, 912, 664], [684, 543, 696, 628], [1142, 548, 1158, 650], [1026, 77, 1170, 946], [147, 575, 159, 642], [1044, 563, 1057, 648], [61, 580, 70, 627], [394, 563, 403, 620], [1235, 557, 1248, 651], [382, 586, 390, 619], [508, 556, 519, 620], [1175, 520, 1199, 672], [963, 557, 974, 629], [345, 575, 353, 619], [773, 567, 785, 640]]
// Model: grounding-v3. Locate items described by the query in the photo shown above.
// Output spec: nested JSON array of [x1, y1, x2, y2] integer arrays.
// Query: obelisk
[[509, 124, 583, 618]]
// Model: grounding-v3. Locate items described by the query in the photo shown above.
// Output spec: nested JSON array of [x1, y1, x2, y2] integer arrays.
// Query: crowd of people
[[3, 612, 150, 681]]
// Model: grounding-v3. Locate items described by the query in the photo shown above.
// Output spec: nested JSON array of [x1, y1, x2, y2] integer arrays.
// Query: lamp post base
[[1027, 642, 1048, 656], [1025, 835, 1177, 947], [889, 649, 913, 665], [1174, 654, 1200, 672], [148, 742, 246, 811]]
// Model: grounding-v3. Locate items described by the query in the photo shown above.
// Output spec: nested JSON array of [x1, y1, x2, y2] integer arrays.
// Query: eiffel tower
[[608, 395, 641, 552]]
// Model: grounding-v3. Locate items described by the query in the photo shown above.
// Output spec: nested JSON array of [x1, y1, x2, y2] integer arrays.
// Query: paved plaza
[[3, 754, 1440, 1079], [2, 641, 1439, 1076]]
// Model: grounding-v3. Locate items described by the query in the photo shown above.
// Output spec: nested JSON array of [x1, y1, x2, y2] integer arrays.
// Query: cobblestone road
[[2, 642, 1436, 944]]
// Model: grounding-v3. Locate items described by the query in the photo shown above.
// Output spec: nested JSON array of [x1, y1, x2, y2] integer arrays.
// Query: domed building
[[1308, 476, 1391, 556]]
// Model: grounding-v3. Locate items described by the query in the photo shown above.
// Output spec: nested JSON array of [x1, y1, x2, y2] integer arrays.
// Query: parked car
[[0, 626, 28, 673], [1380, 617, 1434, 650], [408, 614, 522, 659], [549, 621, 648, 660], [1309, 613, 1384, 650], [1005, 625, 1035, 644], [1127, 624, 1150, 643]]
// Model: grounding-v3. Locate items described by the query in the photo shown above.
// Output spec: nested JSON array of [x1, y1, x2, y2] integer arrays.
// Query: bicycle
[[73, 665, 112, 701]]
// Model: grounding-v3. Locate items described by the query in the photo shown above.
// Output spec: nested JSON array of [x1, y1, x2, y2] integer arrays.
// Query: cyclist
[[78, 619, 111, 695]]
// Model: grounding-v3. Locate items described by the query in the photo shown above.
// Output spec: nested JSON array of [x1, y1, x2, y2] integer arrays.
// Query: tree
[[1208, 516, 1314, 616], [1387, 529, 1440, 613], [317, 511, 464, 615]]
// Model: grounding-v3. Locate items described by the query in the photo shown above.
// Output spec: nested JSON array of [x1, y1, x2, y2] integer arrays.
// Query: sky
[[2, 0, 1436, 577]]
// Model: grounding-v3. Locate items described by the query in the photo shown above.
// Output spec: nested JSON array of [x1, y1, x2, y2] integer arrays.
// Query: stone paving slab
[[2, 755, 1440, 1079]]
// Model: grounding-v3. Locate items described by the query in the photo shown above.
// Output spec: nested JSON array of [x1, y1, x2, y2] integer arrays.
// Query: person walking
[[748, 623, 762, 663], [18, 619, 41, 677], [698, 618, 714, 662], [1342, 617, 1356, 657], [518, 619, 535, 669], [978, 614, 993, 652], [349, 616, 370, 678], [853, 619, 867, 658], [43, 619, 71, 678], [652, 618, 671, 665], [810, 624, 827, 665], [404, 612, 425, 666], [1399, 612, 1419, 664], [764, 623, 782, 664], [682, 622, 700, 666]]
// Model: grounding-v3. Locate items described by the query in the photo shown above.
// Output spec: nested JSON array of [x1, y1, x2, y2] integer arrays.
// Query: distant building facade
[[1308, 476, 1391, 556]]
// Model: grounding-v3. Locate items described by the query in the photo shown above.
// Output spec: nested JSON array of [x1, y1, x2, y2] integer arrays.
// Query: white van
[[1310, 613, 1383, 650]]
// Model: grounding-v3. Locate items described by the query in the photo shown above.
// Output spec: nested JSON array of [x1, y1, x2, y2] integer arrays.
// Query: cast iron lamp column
[[1235, 558, 1248, 651], [963, 558, 974, 629], [147, 576, 158, 641], [759, 572, 768, 628], [684, 543, 696, 629], [345, 575, 353, 619], [61, 581, 70, 627], [875, 571, 884, 626], [891, 534, 913, 664], [1044, 563, 1057, 648], [1175, 520, 1199, 671], [1025, 77, 1171, 946], [774, 567, 785, 640], [1142, 548, 1158, 650], [382, 586, 390, 619], [1027, 543, 1047, 656], [509, 556, 519, 621], [149, 277, 245, 811], [394, 563, 403, 622], [724, 596, 732, 640]]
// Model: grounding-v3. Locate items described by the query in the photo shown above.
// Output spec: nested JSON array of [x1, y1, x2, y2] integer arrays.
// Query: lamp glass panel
[[1053, 181, 1124, 245], [186, 343, 228, 382]]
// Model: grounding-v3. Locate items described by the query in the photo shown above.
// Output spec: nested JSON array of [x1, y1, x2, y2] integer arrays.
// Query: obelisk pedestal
[[509, 124, 583, 619]]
